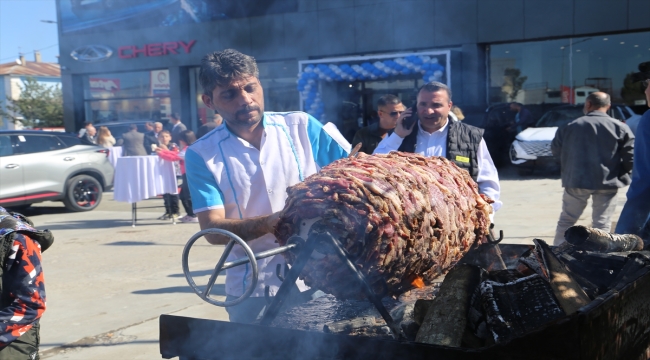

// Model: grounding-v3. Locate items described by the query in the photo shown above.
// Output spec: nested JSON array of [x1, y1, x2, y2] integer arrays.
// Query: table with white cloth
[[113, 155, 178, 226], [108, 146, 122, 168]]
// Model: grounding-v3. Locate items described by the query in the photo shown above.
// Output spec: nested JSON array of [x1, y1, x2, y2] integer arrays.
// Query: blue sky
[[0, 0, 59, 64]]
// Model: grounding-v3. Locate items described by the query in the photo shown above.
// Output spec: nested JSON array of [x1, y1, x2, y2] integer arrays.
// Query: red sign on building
[[118, 40, 196, 59]]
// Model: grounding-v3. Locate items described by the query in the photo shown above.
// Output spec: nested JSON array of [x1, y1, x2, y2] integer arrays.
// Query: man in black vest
[[374, 81, 502, 216]]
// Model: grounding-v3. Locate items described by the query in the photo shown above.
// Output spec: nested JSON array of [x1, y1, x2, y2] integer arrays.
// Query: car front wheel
[[63, 175, 103, 212]]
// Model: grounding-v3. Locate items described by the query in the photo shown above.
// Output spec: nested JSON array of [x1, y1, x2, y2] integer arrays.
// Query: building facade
[[56, 0, 650, 137], [0, 52, 61, 130]]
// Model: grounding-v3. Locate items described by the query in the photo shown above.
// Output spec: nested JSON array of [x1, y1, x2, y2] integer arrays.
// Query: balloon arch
[[297, 50, 451, 121]]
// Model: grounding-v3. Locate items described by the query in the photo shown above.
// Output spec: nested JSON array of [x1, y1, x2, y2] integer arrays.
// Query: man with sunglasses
[[373, 82, 502, 220], [616, 61, 650, 241], [352, 94, 405, 154]]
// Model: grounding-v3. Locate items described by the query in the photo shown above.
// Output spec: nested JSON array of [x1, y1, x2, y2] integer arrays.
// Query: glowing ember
[[411, 277, 425, 289]]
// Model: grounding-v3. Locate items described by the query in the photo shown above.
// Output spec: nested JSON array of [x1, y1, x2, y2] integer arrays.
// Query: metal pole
[[569, 38, 573, 104], [260, 239, 315, 326], [320, 232, 406, 340], [221, 244, 297, 271]]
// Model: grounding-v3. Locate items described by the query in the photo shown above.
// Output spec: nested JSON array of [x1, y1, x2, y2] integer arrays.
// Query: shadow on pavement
[[168, 270, 226, 278], [5, 206, 70, 217], [40, 219, 170, 230], [41, 339, 159, 348], [105, 241, 157, 246], [498, 164, 561, 181], [133, 284, 225, 295]]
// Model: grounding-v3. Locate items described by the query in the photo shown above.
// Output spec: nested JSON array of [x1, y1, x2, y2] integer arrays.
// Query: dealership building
[[56, 0, 650, 137]]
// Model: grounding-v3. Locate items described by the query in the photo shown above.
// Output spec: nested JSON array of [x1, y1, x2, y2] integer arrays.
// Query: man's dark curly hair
[[199, 49, 259, 98]]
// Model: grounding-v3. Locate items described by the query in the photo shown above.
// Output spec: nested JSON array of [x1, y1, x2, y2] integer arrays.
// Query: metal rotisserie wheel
[[275, 152, 492, 299]]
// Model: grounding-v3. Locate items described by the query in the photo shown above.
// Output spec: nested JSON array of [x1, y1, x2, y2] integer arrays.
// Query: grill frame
[[161, 244, 650, 360]]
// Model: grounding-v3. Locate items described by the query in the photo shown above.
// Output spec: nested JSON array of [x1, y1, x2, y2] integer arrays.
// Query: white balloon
[[304, 67, 313, 73]]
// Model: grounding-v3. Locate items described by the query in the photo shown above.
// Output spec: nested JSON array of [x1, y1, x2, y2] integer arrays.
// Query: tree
[[502, 68, 528, 102], [620, 72, 646, 105], [0, 77, 63, 128]]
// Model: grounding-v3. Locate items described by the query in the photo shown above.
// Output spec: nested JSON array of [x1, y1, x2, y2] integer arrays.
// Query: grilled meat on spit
[[275, 152, 492, 299]]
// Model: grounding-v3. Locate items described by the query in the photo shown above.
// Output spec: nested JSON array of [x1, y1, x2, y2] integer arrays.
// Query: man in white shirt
[[185, 49, 349, 323], [373, 81, 502, 214]]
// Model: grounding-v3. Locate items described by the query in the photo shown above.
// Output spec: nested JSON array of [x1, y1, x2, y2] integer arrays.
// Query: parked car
[[509, 104, 641, 171], [0, 130, 114, 212], [477, 103, 565, 168]]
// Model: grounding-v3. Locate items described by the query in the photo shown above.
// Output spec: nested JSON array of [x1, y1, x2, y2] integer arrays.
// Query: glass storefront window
[[191, 60, 300, 125], [83, 69, 171, 123], [85, 98, 171, 123], [490, 31, 650, 107], [258, 60, 300, 113]]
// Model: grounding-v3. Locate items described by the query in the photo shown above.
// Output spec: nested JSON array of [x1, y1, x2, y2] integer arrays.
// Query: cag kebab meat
[[275, 152, 492, 299]]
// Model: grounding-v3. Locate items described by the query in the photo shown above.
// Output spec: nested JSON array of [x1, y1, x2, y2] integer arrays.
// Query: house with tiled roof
[[0, 52, 61, 130]]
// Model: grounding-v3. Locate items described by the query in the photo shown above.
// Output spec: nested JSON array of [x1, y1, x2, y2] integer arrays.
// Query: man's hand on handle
[[197, 209, 282, 245]]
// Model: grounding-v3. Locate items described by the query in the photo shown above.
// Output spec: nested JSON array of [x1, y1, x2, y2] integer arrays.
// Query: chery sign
[[118, 40, 196, 59]]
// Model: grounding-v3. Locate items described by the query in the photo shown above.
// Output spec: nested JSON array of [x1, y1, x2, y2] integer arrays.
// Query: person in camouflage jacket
[[0, 207, 51, 360]]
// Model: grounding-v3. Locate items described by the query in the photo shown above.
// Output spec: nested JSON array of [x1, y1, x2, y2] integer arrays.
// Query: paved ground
[[11, 165, 629, 359]]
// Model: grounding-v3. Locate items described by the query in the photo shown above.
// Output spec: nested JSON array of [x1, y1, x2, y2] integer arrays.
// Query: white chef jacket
[[185, 112, 350, 297], [373, 119, 502, 212]]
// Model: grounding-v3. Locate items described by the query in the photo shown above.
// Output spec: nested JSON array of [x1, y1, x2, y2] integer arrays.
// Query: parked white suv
[[510, 105, 641, 170], [0, 130, 114, 211]]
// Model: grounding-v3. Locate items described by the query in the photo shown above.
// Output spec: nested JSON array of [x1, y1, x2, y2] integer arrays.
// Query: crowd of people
[[76, 112, 222, 224], [68, 49, 650, 327], [181, 49, 650, 325], [0, 47, 646, 356]]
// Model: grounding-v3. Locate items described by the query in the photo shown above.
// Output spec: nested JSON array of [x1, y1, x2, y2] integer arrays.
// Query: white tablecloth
[[113, 156, 178, 203], [108, 146, 123, 168]]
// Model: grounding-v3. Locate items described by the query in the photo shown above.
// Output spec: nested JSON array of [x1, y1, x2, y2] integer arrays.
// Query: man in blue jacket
[[616, 61, 650, 240]]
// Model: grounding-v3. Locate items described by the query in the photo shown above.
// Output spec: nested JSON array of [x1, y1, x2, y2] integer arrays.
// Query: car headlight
[[510, 141, 537, 164]]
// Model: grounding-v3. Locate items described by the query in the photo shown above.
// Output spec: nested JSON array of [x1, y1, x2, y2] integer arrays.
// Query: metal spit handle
[[182, 228, 297, 307]]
